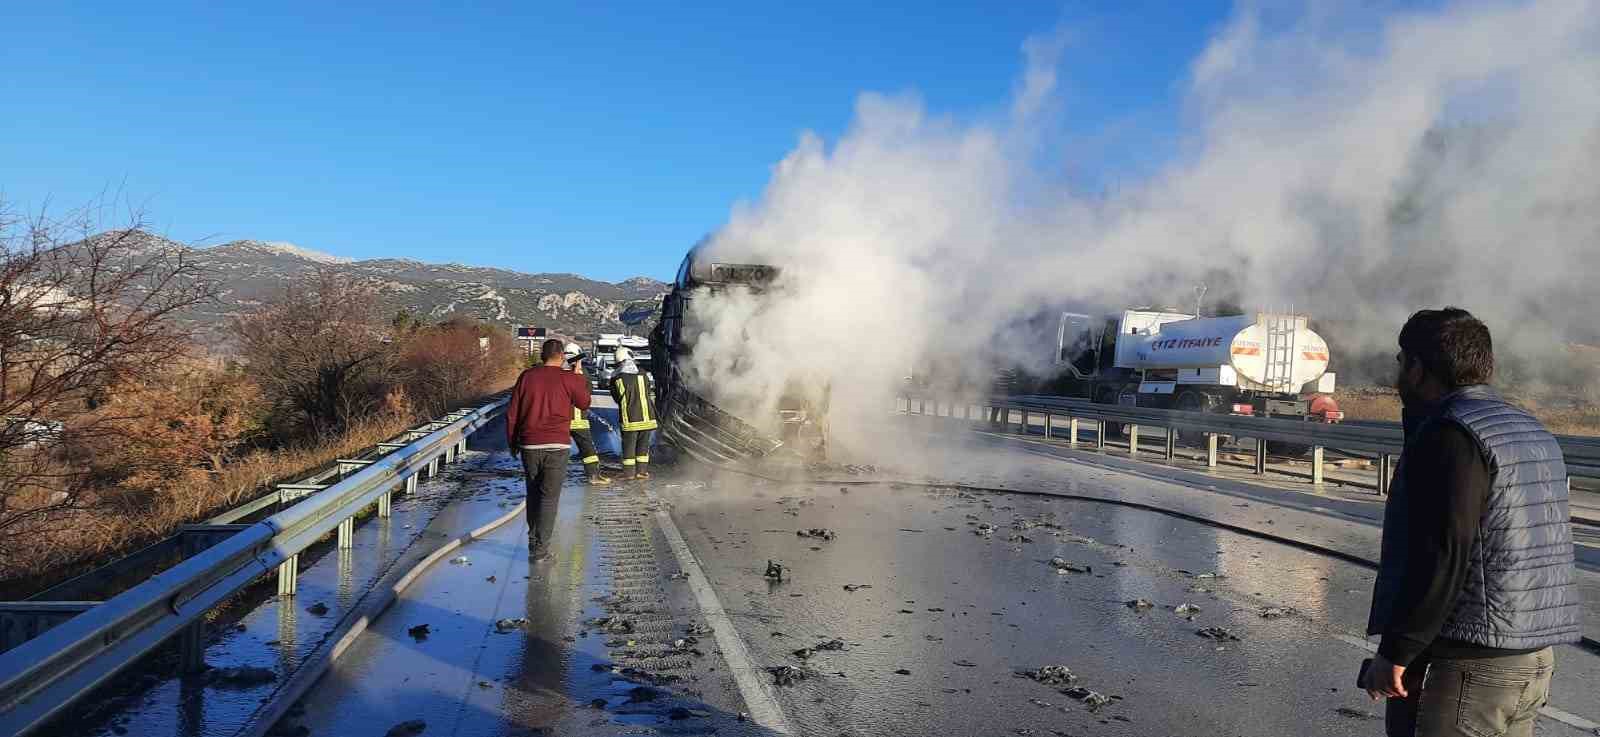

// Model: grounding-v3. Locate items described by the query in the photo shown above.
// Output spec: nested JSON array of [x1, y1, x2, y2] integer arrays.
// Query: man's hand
[[1362, 655, 1408, 700], [573, 361, 585, 376]]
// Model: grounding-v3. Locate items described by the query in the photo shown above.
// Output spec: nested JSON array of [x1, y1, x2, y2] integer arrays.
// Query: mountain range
[[82, 230, 670, 339]]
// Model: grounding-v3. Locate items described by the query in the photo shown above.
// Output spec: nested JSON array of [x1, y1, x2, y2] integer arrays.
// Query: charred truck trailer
[[649, 244, 830, 464], [1043, 309, 1343, 425]]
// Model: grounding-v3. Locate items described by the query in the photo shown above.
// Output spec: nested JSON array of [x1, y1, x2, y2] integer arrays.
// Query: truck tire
[[1094, 386, 1124, 438], [1172, 390, 1207, 447]]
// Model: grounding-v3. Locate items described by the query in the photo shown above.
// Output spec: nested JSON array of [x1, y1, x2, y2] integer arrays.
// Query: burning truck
[[648, 242, 830, 464]]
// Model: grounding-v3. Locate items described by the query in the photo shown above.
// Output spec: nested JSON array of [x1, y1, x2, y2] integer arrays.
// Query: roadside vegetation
[[0, 205, 521, 594], [1336, 384, 1600, 437]]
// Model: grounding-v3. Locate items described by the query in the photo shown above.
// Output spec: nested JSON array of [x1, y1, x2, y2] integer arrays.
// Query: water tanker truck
[[1043, 309, 1342, 430]]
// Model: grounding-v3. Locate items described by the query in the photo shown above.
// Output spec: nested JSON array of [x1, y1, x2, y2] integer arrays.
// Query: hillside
[[76, 230, 669, 339]]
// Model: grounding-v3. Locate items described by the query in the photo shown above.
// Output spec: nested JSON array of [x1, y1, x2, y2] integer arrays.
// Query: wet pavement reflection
[[661, 475, 1600, 737]]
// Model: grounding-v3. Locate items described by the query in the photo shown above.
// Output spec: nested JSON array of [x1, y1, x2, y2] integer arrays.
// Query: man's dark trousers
[[519, 448, 567, 555]]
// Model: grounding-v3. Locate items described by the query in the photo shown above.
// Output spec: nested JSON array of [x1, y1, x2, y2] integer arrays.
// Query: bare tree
[[0, 201, 216, 539], [232, 270, 398, 439]]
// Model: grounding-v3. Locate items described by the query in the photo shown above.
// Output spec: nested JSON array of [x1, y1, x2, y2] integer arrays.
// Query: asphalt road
[[242, 404, 1600, 737]]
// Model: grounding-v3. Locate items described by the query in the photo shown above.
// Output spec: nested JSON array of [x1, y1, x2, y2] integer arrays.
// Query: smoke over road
[[684, 0, 1600, 456]]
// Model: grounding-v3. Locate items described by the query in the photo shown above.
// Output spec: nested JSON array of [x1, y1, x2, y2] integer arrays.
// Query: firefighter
[[563, 343, 611, 486], [607, 346, 657, 479]]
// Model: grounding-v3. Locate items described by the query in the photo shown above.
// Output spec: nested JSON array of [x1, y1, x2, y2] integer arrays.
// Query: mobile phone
[[1356, 657, 1373, 689]]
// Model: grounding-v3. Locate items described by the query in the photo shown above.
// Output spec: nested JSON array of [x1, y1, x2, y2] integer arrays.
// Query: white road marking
[[647, 491, 795, 735]]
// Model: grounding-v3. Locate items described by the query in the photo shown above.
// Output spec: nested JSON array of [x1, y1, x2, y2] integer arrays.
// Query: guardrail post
[[1206, 434, 1218, 468], [277, 554, 299, 597], [405, 473, 418, 494], [428, 456, 440, 478], [445, 443, 456, 463], [337, 516, 355, 549], [1068, 417, 1079, 445], [1128, 425, 1139, 457], [378, 489, 393, 517], [1312, 446, 1325, 485], [1378, 454, 1392, 495], [0, 602, 98, 655], [178, 618, 206, 673], [1163, 427, 1175, 462], [1254, 439, 1267, 475], [1019, 410, 1029, 435], [1095, 420, 1106, 450], [919, 398, 927, 414], [1043, 414, 1053, 439]]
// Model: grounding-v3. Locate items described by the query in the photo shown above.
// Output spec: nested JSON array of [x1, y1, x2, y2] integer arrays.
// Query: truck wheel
[[1095, 386, 1125, 438], [1173, 391, 1207, 447]]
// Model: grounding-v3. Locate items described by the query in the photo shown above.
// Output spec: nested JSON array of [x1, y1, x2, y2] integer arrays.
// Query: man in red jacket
[[506, 338, 592, 562]]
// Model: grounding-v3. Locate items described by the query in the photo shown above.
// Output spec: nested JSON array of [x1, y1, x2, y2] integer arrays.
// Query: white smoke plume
[[684, 0, 1600, 456]]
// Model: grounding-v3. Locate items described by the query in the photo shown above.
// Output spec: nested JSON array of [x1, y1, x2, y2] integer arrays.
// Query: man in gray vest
[[1362, 308, 1580, 737]]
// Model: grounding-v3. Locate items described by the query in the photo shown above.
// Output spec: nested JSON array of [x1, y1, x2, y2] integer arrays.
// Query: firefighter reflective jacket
[[570, 405, 590, 431], [609, 372, 658, 432]]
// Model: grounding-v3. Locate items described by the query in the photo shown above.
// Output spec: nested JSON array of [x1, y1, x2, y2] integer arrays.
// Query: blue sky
[[2, 1, 1234, 281]]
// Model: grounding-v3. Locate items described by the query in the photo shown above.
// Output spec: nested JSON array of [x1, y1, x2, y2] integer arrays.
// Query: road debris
[[407, 623, 431, 641], [1047, 558, 1091, 574], [1174, 603, 1202, 617], [768, 665, 816, 686], [449, 556, 470, 565], [893, 668, 912, 675], [668, 570, 690, 581], [796, 528, 837, 540], [764, 560, 785, 581], [953, 659, 977, 667], [1259, 606, 1297, 618], [494, 617, 530, 633], [208, 666, 277, 688], [384, 719, 427, 737], [305, 602, 329, 616], [587, 616, 632, 634], [1196, 626, 1241, 642], [1006, 534, 1035, 544], [1125, 598, 1154, 610], [1333, 707, 1381, 721], [1061, 687, 1114, 711], [974, 523, 996, 537], [1016, 665, 1077, 686], [843, 583, 873, 592], [685, 622, 714, 636]]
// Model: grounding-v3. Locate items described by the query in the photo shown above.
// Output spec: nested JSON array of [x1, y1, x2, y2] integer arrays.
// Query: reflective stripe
[[636, 455, 650, 463], [581, 455, 599, 464], [571, 406, 589, 430], [622, 459, 636, 466], [635, 375, 652, 425], [616, 378, 629, 422], [621, 420, 658, 431]]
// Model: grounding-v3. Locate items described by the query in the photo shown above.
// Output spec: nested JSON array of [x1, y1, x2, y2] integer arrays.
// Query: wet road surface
[[283, 401, 775, 737], [138, 401, 1600, 737], [660, 474, 1600, 736]]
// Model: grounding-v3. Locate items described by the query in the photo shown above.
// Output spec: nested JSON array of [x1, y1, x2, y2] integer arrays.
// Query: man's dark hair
[[1398, 307, 1494, 388], [540, 338, 565, 363]]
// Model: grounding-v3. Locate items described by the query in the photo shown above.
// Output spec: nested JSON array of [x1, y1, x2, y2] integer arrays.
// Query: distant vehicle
[[1033, 309, 1342, 443]]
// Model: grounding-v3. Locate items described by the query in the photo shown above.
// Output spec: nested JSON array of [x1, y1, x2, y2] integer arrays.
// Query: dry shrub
[[1335, 385, 1600, 437], [399, 318, 521, 415], [0, 411, 414, 591]]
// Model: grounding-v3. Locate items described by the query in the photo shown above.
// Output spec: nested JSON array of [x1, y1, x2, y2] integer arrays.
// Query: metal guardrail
[[900, 393, 1600, 491], [0, 395, 509, 736]]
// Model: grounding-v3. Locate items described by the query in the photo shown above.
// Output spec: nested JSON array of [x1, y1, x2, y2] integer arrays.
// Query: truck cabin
[[660, 243, 782, 361]]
